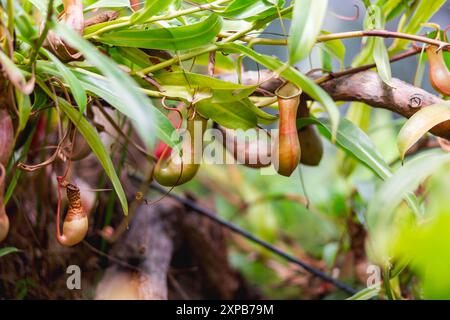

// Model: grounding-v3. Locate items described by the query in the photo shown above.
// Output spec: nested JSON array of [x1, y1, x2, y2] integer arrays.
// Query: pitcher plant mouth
[[275, 82, 303, 100], [56, 178, 88, 247]]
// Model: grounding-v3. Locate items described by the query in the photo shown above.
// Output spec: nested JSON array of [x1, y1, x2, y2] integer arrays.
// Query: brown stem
[[219, 47, 421, 92], [220, 29, 450, 51], [320, 70, 450, 138], [315, 47, 421, 84], [84, 11, 119, 28], [317, 30, 450, 50]]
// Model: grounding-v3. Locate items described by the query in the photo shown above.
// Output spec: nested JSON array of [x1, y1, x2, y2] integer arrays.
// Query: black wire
[[136, 178, 357, 296]]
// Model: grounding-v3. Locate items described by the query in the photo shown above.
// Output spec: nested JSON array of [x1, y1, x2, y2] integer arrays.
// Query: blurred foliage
[[1, 0, 450, 300]]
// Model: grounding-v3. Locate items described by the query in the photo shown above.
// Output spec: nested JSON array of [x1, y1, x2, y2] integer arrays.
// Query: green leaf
[[41, 65, 178, 148], [379, 0, 406, 21], [365, 5, 392, 86], [96, 14, 223, 51], [300, 117, 391, 179], [321, 49, 332, 72], [131, 0, 174, 24], [413, 45, 427, 87], [57, 98, 129, 216], [28, 0, 48, 13], [153, 71, 256, 103], [347, 286, 379, 300], [319, 31, 345, 69], [351, 36, 376, 67], [397, 102, 450, 160], [220, 42, 340, 139], [84, 19, 125, 38], [14, 1, 38, 40], [390, 0, 446, 52], [394, 213, 450, 299], [46, 50, 87, 114], [300, 116, 420, 216], [74, 72, 177, 147], [220, 0, 285, 21], [55, 23, 175, 148], [373, 37, 392, 86], [0, 247, 20, 258], [14, 89, 31, 134], [4, 122, 37, 205], [288, 0, 328, 64], [85, 0, 130, 11], [240, 98, 278, 124], [366, 151, 450, 230], [0, 50, 33, 95], [196, 99, 257, 129], [114, 47, 154, 69]]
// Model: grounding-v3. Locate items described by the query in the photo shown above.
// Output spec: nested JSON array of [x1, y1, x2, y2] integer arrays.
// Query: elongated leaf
[[379, 0, 405, 21], [240, 98, 278, 124], [351, 36, 376, 67], [0, 247, 20, 258], [153, 72, 256, 103], [365, 5, 392, 86], [115, 47, 153, 69], [57, 98, 128, 216], [220, 42, 340, 138], [85, 0, 130, 11], [299, 117, 391, 179], [298, 116, 420, 215], [131, 0, 174, 24], [56, 23, 175, 148], [84, 18, 126, 37], [220, 0, 284, 21], [28, 0, 47, 13], [37, 62, 178, 148], [0, 50, 34, 94], [4, 123, 37, 205], [288, 0, 328, 64], [46, 50, 87, 114], [97, 14, 222, 51], [319, 31, 345, 69], [14, 89, 31, 134], [366, 151, 450, 230], [196, 99, 257, 129], [14, 1, 38, 40], [374, 37, 392, 86], [37, 61, 177, 147], [321, 49, 332, 72], [393, 214, 450, 299], [347, 286, 379, 300], [397, 102, 450, 160], [390, 0, 446, 52]]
